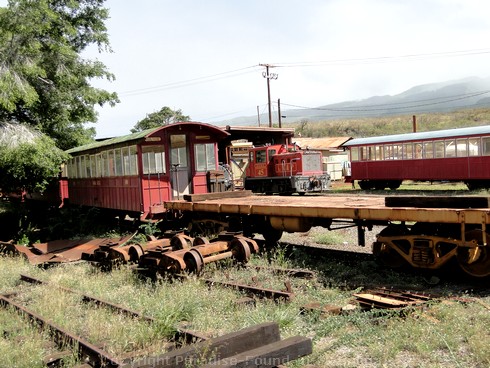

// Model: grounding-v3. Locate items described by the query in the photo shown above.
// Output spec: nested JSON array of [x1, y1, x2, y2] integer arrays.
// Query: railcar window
[[482, 137, 490, 156], [122, 147, 129, 175], [456, 138, 468, 157], [350, 147, 359, 161], [468, 138, 480, 156], [142, 145, 166, 174], [375, 146, 382, 160], [101, 151, 109, 177], [108, 150, 116, 176], [367, 146, 375, 160], [95, 153, 102, 177], [170, 135, 188, 168], [129, 146, 138, 175], [359, 146, 366, 161], [445, 140, 456, 158], [90, 155, 96, 177], [423, 142, 434, 159], [195, 143, 216, 171], [61, 163, 67, 178], [114, 149, 123, 175], [67, 158, 75, 178], [414, 143, 422, 159], [84, 155, 89, 177], [393, 144, 402, 160], [403, 143, 413, 159], [435, 141, 444, 158], [383, 144, 393, 160]]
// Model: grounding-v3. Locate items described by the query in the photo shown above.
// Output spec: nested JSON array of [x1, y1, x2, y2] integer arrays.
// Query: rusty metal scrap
[[353, 289, 432, 310], [204, 279, 294, 301], [137, 233, 259, 276], [0, 236, 134, 266]]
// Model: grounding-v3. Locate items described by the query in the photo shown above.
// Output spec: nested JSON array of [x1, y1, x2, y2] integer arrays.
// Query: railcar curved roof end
[[65, 121, 229, 154], [343, 124, 490, 147]]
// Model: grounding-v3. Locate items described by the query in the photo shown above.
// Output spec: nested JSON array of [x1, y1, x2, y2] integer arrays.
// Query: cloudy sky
[[4, 0, 490, 137]]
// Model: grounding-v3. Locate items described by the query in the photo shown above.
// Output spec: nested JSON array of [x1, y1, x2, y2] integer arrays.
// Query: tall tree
[[131, 106, 190, 133], [0, 0, 119, 150]]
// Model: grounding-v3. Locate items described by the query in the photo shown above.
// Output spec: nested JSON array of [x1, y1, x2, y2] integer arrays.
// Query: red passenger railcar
[[64, 122, 229, 219], [343, 125, 490, 190]]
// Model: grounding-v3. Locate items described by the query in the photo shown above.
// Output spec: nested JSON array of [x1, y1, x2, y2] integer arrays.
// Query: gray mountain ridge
[[214, 76, 490, 126]]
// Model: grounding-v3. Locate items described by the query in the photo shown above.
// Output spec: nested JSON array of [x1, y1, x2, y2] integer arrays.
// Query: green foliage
[[313, 231, 346, 245], [131, 106, 190, 133], [0, 0, 119, 150], [0, 133, 68, 193]]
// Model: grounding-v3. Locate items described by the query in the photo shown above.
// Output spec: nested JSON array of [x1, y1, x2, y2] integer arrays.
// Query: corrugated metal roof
[[293, 137, 352, 149], [343, 125, 490, 146], [66, 128, 153, 154], [66, 122, 229, 154]]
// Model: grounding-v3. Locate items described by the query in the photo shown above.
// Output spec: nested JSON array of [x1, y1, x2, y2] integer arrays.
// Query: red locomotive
[[343, 125, 490, 190], [244, 144, 330, 195]]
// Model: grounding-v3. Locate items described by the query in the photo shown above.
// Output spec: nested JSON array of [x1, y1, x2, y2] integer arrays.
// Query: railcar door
[[170, 134, 190, 199]]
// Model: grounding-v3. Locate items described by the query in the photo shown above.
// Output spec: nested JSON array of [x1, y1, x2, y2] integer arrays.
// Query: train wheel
[[193, 236, 209, 246], [231, 237, 251, 263], [388, 181, 402, 190], [358, 180, 373, 190], [171, 234, 193, 250], [373, 225, 409, 268], [457, 229, 490, 278], [183, 249, 204, 274]]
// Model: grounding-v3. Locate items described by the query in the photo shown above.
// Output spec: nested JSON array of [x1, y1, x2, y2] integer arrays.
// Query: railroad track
[[1, 274, 312, 368]]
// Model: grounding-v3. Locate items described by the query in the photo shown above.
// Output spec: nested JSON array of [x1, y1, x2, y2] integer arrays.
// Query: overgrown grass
[[0, 251, 488, 368]]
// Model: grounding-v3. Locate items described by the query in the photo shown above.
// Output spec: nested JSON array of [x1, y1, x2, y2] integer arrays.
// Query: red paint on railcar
[[64, 122, 229, 219], [343, 125, 490, 190]]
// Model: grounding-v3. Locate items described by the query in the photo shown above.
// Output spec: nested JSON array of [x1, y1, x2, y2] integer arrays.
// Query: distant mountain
[[215, 76, 490, 126]]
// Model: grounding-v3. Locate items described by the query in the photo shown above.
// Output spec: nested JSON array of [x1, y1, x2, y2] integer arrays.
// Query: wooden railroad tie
[[124, 322, 312, 368]]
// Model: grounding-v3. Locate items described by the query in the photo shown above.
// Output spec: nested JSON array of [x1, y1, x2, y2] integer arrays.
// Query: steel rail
[[19, 274, 208, 344], [0, 293, 122, 367]]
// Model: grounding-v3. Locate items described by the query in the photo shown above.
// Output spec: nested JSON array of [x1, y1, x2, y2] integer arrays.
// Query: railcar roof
[[66, 121, 228, 154], [343, 124, 490, 146]]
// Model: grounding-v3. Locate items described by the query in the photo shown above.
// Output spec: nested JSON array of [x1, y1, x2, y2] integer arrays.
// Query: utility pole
[[260, 64, 278, 127], [278, 98, 282, 128], [257, 105, 261, 127]]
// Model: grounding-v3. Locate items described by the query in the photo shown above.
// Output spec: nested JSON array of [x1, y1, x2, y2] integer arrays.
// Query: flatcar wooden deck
[[165, 194, 490, 225]]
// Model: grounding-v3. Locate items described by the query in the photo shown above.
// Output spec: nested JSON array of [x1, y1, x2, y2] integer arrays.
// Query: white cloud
[[2, 0, 490, 137]]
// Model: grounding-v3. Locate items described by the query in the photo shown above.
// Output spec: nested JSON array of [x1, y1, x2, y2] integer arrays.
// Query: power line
[[120, 65, 260, 97], [270, 48, 490, 68]]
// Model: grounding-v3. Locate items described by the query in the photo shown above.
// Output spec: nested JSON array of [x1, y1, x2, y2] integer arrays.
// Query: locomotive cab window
[[255, 149, 267, 163]]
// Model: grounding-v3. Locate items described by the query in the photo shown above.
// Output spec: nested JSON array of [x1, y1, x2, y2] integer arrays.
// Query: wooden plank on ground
[[385, 196, 490, 209], [123, 322, 281, 368], [183, 190, 253, 202], [201, 336, 313, 367]]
